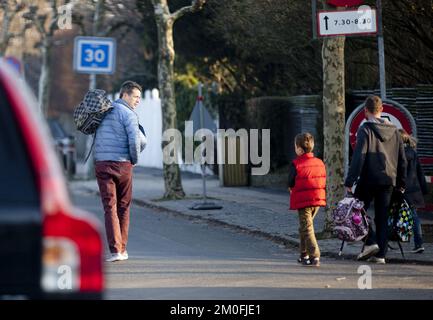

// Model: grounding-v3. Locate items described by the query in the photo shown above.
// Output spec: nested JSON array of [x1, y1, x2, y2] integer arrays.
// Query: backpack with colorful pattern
[[388, 192, 414, 242], [332, 196, 369, 242]]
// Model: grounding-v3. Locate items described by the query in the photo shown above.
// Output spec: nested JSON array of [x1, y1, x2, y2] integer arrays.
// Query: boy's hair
[[120, 80, 142, 98], [399, 129, 417, 148], [295, 132, 314, 153], [364, 95, 382, 114]]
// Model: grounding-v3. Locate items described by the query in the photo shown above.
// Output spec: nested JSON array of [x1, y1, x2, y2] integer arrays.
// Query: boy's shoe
[[297, 255, 309, 263], [357, 244, 380, 261], [367, 256, 386, 264], [105, 253, 123, 262], [302, 257, 320, 267], [411, 246, 424, 254]]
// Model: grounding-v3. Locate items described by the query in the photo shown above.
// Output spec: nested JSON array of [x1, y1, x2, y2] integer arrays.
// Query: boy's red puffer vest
[[290, 153, 327, 210]]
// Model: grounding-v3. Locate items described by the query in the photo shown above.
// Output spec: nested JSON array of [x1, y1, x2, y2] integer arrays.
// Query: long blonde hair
[[399, 129, 417, 148]]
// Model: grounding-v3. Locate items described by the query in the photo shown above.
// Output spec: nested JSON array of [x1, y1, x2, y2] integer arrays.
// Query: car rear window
[[0, 87, 39, 206]]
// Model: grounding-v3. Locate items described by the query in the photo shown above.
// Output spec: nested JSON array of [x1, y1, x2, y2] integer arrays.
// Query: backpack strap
[[84, 134, 96, 163], [396, 240, 405, 259]]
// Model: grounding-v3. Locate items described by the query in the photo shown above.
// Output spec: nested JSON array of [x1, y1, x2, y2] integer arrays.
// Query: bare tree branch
[[171, 0, 206, 22]]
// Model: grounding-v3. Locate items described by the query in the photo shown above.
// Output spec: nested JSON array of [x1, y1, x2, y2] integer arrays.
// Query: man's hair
[[365, 95, 382, 114], [119, 80, 142, 98], [295, 132, 314, 153]]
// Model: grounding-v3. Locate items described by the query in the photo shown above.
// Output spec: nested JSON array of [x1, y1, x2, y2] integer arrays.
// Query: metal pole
[[84, 73, 96, 179], [377, 0, 386, 100], [84, 0, 101, 179], [89, 74, 96, 90], [312, 0, 317, 40], [198, 82, 208, 203]]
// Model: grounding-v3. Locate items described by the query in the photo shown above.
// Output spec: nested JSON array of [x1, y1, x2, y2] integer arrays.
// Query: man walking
[[94, 81, 144, 262], [345, 95, 407, 264]]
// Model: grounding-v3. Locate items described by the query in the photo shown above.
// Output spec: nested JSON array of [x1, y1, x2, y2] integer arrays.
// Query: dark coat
[[404, 145, 428, 208], [345, 120, 407, 189]]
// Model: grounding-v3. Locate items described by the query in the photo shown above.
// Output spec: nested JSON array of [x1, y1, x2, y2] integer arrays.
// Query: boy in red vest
[[288, 133, 327, 267]]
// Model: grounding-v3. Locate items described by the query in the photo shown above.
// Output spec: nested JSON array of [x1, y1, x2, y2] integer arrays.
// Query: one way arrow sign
[[324, 15, 329, 30], [317, 8, 377, 37]]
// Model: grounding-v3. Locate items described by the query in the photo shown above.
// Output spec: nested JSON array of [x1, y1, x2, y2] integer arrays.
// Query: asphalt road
[[71, 189, 433, 300]]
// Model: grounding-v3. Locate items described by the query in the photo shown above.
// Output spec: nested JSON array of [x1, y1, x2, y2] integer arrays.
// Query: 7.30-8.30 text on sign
[[317, 7, 377, 37]]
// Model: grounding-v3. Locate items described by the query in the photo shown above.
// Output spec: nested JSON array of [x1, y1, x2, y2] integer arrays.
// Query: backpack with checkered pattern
[[73, 89, 113, 135]]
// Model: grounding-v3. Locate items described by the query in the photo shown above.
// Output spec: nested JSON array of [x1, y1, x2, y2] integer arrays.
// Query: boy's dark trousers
[[356, 185, 394, 258]]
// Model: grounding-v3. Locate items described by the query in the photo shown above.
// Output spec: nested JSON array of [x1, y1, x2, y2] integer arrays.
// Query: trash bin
[[221, 136, 248, 186]]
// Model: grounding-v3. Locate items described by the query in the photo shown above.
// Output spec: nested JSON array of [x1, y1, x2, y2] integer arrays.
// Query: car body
[[47, 119, 77, 178], [0, 61, 104, 299]]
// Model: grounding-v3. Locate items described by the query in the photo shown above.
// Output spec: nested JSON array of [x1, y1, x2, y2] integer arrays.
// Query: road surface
[[71, 189, 433, 300]]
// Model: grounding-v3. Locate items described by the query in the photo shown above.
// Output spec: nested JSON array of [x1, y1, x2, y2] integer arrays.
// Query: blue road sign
[[73, 36, 116, 74], [3, 56, 22, 75]]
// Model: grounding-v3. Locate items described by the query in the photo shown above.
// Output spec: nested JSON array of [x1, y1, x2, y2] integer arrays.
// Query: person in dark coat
[[399, 129, 429, 253], [345, 95, 407, 264]]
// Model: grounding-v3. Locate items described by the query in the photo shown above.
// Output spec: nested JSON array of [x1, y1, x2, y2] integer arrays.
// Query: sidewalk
[[70, 166, 433, 265]]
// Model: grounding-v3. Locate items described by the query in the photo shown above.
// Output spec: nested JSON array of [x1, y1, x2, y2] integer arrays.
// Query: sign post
[[376, 0, 386, 100], [315, 1, 387, 100], [189, 83, 222, 211], [73, 36, 116, 180]]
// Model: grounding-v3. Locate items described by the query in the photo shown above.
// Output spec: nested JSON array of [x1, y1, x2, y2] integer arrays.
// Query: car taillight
[[43, 212, 103, 293], [41, 237, 80, 292]]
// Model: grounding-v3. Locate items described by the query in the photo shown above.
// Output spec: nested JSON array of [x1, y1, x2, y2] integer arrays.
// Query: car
[[0, 61, 104, 299], [47, 119, 77, 178]]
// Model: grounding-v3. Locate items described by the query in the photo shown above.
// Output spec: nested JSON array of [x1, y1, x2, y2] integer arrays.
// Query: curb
[[79, 185, 433, 266]]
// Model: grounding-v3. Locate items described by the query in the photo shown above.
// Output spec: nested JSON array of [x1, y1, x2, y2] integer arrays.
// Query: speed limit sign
[[73, 37, 116, 74]]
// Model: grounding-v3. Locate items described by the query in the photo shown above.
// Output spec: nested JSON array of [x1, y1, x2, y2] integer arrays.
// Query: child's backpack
[[332, 196, 369, 242], [73, 89, 113, 135], [388, 191, 414, 243]]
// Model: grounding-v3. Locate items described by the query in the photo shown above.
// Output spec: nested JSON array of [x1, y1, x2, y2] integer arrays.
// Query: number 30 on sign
[[73, 37, 116, 74]]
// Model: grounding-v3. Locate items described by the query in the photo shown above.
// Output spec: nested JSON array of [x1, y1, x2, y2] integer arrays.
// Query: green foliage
[[171, 0, 432, 96], [174, 0, 323, 97]]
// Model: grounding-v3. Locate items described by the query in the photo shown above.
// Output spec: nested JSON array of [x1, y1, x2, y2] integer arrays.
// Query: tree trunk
[[154, 4, 185, 199], [322, 35, 346, 237], [0, 11, 11, 56], [38, 37, 52, 116]]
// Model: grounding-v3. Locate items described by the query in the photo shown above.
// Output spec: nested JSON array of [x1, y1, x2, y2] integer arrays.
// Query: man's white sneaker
[[367, 256, 386, 264], [106, 253, 123, 262], [357, 244, 380, 261]]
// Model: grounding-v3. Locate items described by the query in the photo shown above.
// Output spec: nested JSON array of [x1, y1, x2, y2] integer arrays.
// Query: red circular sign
[[327, 0, 364, 7], [349, 103, 414, 150]]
